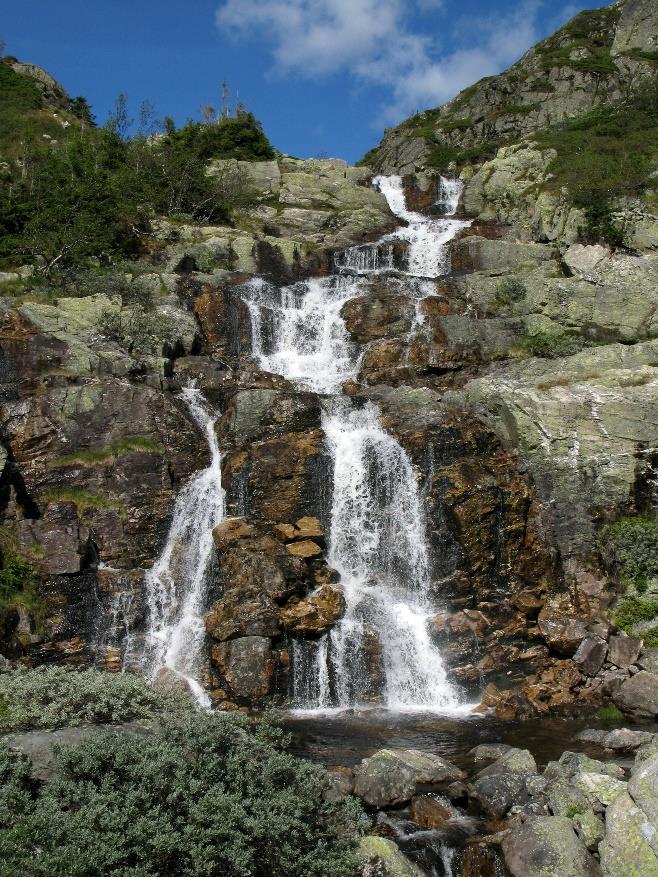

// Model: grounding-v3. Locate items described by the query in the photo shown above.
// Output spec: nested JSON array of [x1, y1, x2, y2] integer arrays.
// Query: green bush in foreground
[[0, 711, 365, 877], [0, 666, 183, 731]]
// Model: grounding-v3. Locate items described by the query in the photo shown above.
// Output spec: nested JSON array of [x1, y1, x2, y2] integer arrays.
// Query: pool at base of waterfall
[[281, 710, 641, 770]]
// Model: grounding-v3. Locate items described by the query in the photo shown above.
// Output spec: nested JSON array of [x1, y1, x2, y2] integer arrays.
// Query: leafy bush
[[495, 276, 527, 307], [517, 330, 586, 358], [0, 711, 366, 877], [0, 554, 42, 632], [168, 113, 274, 162], [614, 596, 658, 635], [599, 516, 658, 590], [99, 305, 176, 355], [0, 666, 186, 731]]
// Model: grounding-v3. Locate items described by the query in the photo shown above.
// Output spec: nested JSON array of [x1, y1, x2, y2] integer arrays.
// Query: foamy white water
[[312, 402, 458, 709], [132, 387, 224, 705], [240, 176, 470, 711], [242, 274, 363, 394], [374, 175, 471, 278]]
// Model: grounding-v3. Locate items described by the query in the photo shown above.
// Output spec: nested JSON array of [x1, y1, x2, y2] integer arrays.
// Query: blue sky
[[3, 0, 606, 163]]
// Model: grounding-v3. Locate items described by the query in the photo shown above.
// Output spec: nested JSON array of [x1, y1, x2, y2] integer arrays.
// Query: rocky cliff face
[[1, 0, 657, 720]]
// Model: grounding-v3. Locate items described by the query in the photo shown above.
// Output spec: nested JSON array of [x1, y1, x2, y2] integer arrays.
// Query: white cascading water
[[131, 387, 225, 705], [374, 175, 470, 278], [242, 176, 470, 711]]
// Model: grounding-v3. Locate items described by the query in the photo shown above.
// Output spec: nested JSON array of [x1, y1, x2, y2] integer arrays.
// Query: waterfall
[[242, 274, 363, 394], [373, 175, 470, 278], [239, 176, 470, 712], [131, 387, 224, 705], [321, 401, 458, 710], [436, 175, 463, 215]]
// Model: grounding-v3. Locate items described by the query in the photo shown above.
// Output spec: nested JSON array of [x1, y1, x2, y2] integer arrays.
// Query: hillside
[[364, 0, 658, 177]]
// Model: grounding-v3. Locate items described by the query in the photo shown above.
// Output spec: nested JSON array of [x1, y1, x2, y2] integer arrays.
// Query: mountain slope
[[364, 0, 657, 175]]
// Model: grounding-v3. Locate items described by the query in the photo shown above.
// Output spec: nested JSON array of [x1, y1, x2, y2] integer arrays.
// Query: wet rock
[[501, 816, 601, 877], [459, 844, 504, 877], [279, 584, 345, 634], [608, 635, 643, 670], [353, 749, 465, 808], [574, 637, 608, 676], [359, 836, 426, 877], [468, 772, 529, 819], [468, 743, 512, 764], [323, 766, 354, 803], [212, 517, 254, 547], [409, 794, 453, 830], [600, 790, 658, 877], [153, 667, 196, 700], [210, 636, 274, 701], [613, 671, 658, 718]]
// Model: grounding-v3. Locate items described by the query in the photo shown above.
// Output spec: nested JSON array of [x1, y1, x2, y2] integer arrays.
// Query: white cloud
[[216, 0, 546, 125]]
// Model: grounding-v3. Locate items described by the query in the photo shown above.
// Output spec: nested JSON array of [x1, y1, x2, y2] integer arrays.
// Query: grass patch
[[42, 488, 123, 513], [49, 435, 162, 468], [495, 276, 527, 308], [515, 330, 587, 359], [596, 704, 624, 722], [438, 117, 473, 133]]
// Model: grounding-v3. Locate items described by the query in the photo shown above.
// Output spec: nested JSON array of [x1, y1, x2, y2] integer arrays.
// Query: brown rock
[[280, 585, 345, 634], [213, 517, 253, 548], [286, 539, 322, 558], [273, 523, 297, 542], [538, 597, 588, 655], [410, 795, 453, 830], [294, 516, 323, 539]]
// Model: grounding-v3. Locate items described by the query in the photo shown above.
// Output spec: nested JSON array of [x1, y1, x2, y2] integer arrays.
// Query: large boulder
[[353, 749, 465, 808], [359, 836, 425, 877], [600, 790, 658, 877], [628, 754, 658, 855], [613, 671, 658, 718], [501, 816, 602, 877]]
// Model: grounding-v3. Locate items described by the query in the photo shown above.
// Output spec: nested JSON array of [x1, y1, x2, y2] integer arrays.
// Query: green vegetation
[[535, 80, 658, 245], [41, 488, 123, 513], [614, 595, 658, 635], [0, 667, 185, 731], [495, 276, 527, 307], [565, 803, 585, 819], [643, 626, 658, 648], [537, 6, 620, 76], [595, 704, 624, 722], [437, 117, 472, 133], [598, 516, 658, 591], [0, 69, 275, 274], [516, 330, 587, 358], [0, 700, 365, 877], [50, 435, 162, 468], [0, 554, 43, 632]]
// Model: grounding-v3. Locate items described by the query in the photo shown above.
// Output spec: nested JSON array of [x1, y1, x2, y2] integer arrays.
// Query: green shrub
[[0, 711, 366, 877], [517, 330, 586, 358], [643, 626, 658, 648], [99, 305, 176, 355], [495, 276, 527, 307], [614, 596, 658, 635], [598, 516, 658, 589], [0, 667, 187, 731], [0, 554, 43, 632]]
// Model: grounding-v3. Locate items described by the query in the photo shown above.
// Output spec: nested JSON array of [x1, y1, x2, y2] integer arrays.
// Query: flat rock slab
[[353, 748, 465, 808], [502, 816, 602, 877]]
